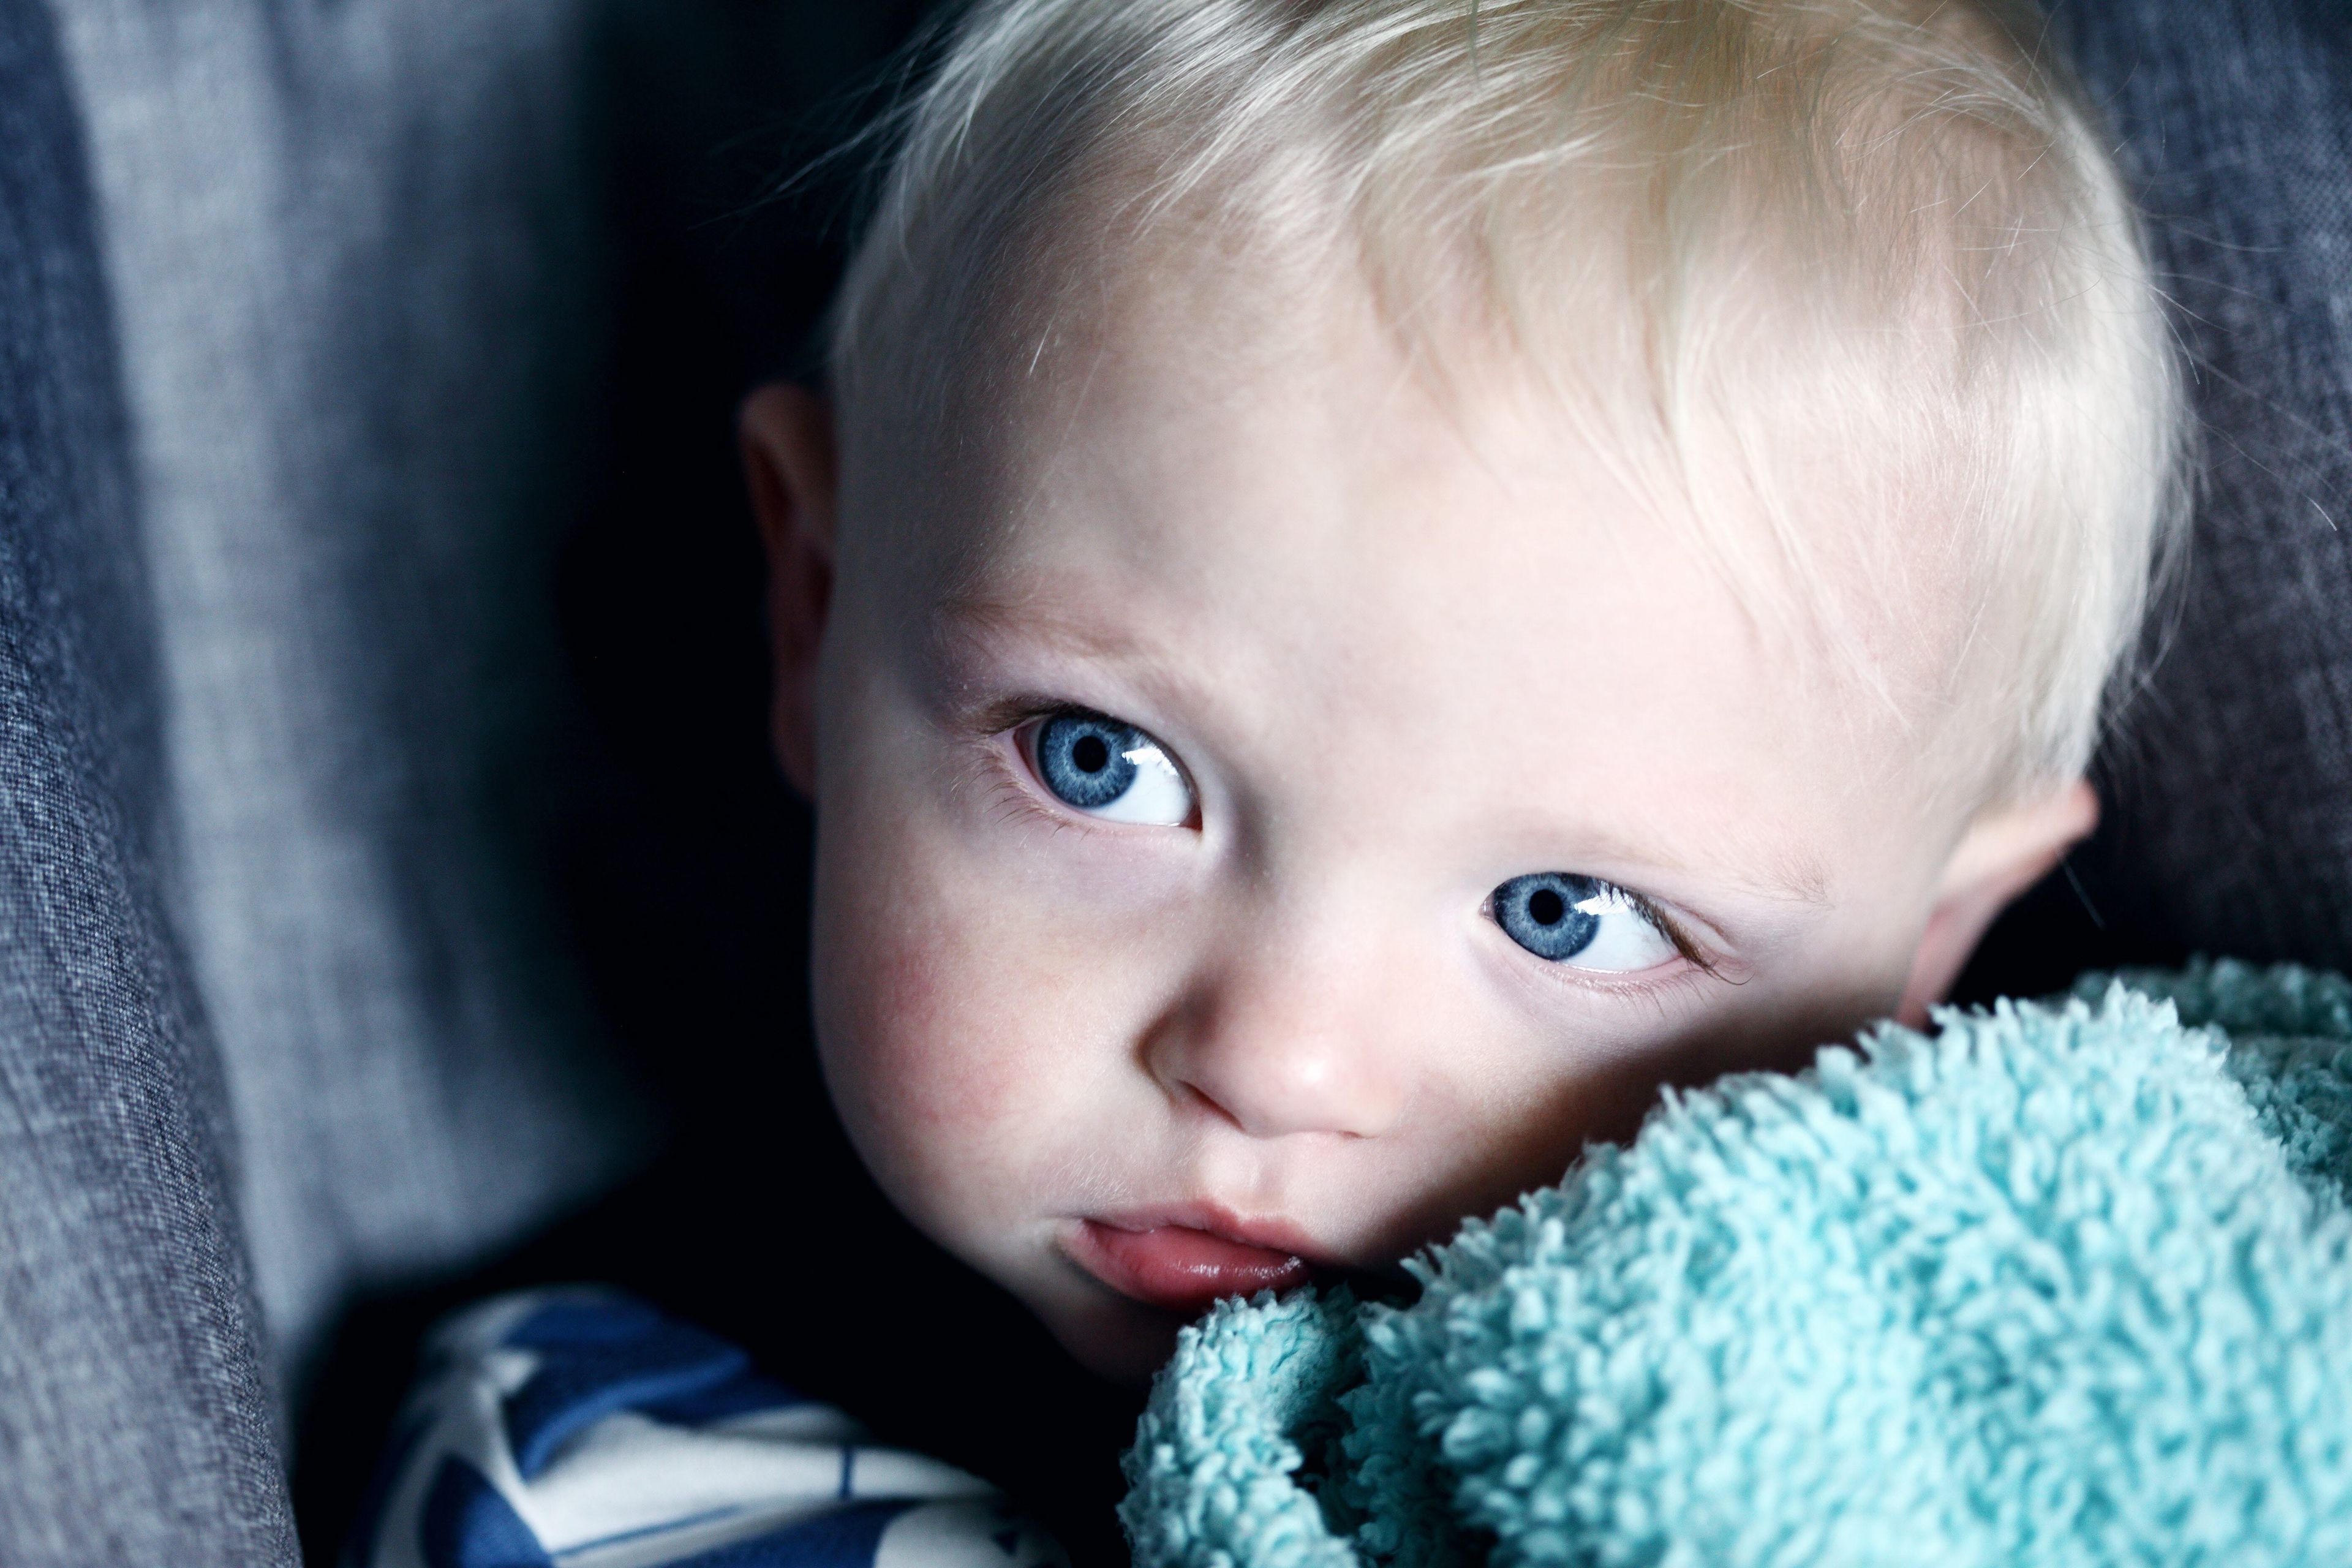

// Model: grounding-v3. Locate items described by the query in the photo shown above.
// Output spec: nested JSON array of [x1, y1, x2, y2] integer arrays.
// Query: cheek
[[1379, 941, 1920, 1254], [811, 830, 1034, 1199], [805, 774, 1164, 1251]]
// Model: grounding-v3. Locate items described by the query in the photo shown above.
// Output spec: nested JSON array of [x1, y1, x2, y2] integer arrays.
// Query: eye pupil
[[1527, 888, 1565, 926], [1072, 734, 1110, 774]]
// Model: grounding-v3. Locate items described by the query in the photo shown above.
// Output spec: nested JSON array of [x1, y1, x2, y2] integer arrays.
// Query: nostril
[[1169, 1074, 1248, 1133]]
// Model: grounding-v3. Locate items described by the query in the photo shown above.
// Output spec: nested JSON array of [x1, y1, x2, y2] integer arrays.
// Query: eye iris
[[1036, 712, 1140, 810], [1493, 872, 1602, 961]]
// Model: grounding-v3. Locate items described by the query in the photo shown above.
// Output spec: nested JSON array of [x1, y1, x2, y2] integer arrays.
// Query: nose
[[1141, 935, 1411, 1141]]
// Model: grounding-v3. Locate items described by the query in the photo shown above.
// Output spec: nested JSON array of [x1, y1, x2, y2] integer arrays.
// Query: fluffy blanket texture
[[1120, 961, 2352, 1567]]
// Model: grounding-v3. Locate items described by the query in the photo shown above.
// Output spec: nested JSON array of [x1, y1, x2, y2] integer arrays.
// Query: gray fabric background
[[2063, 0, 2352, 966], [1961, 0, 2352, 995], [0, 0, 296, 1557], [50, 0, 656, 1397]]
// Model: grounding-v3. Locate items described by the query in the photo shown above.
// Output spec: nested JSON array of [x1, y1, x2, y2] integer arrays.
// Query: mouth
[[1062, 1207, 1324, 1316]]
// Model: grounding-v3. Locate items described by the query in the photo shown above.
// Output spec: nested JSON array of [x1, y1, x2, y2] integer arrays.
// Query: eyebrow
[[1755, 857, 1831, 907], [1577, 827, 1834, 910], [926, 581, 1219, 731], [933, 583, 1140, 662]]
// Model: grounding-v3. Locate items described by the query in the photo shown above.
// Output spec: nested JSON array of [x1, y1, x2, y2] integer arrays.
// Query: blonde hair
[[829, 0, 2188, 806]]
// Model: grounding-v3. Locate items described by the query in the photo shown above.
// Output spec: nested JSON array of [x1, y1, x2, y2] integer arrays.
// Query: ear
[[741, 382, 839, 798], [1894, 778, 2100, 1027]]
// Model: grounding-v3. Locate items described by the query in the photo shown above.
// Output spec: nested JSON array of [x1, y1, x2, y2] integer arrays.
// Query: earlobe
[[740, 382, 839, 799], [1894, 778, 2100, 1027]]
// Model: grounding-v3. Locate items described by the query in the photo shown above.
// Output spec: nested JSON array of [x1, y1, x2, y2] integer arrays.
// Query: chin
[[1045, 1293, 1190, 1385]]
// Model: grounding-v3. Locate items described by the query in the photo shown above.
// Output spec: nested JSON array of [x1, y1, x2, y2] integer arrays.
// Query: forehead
[[986, 293, 1730, 724]]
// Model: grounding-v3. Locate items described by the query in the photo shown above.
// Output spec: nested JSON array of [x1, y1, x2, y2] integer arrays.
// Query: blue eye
[[1491, 872, 1678, 971], [1030, 710, 1194, 826]]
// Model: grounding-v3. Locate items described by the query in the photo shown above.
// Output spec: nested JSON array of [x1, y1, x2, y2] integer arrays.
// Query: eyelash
[[1614, 892, 1725, 982], [976, 699, 1730, 989]]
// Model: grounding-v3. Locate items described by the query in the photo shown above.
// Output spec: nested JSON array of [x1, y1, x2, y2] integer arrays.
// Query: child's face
[[746, 247, 2094, 1381]]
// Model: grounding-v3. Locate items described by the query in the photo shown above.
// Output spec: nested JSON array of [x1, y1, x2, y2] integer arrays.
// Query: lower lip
[[1067, 1219, 1313, 1314]]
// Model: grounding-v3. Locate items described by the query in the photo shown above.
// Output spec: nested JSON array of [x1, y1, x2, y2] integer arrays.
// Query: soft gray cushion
[[2051, 0, 2352, 973], [52, 0, 655, 1396]]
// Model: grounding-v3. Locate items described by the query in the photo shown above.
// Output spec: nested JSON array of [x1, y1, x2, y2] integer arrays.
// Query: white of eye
[[1564, 884, 1680, 971], [1087, 739, 1192, 825]]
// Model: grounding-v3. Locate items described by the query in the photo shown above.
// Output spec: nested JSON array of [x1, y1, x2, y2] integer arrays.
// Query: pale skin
[[742, 247, 2097, 1382]]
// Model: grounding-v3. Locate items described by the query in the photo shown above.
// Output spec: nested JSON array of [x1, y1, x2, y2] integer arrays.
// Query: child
[[351, 0, 2185, 1561]]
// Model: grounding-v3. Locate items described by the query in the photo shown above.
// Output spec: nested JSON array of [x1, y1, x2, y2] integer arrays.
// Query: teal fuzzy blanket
[[1120, 962, 2352, 1567]]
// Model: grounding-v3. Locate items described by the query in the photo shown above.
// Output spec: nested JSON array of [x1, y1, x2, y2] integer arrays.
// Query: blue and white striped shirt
[[345, 1289, 1069, 1568]]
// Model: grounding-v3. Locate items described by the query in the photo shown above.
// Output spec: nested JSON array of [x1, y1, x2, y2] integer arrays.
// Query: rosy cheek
[[813, 824, 1074, 1215]]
